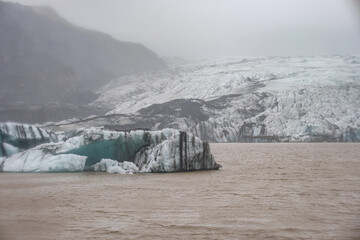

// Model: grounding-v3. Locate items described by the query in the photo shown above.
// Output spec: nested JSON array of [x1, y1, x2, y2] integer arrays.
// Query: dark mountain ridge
[[0, 2, 166, 107]]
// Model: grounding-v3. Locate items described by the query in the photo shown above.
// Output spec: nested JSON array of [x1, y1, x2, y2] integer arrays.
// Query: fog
[[4, 0, 360, 56]]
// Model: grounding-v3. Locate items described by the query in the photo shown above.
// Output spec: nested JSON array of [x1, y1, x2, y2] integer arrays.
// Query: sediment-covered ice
[[0, 127, 220, 173], [0, 122, 59, 157], [135, 131, 216, 172]]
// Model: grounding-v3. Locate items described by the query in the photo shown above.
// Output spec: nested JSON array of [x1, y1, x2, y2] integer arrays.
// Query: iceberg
[[0, 122, 59, 157], [1, 151, 86, 173], [0, 127, 220, 173]]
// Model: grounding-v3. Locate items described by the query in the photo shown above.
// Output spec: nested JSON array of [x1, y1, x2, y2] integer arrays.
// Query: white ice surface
[[92, 56, 360, 116], [2, 150, 86, 172]]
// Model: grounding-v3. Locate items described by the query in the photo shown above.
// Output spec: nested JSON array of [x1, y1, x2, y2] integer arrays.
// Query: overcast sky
[[5, 0, 360, 57]]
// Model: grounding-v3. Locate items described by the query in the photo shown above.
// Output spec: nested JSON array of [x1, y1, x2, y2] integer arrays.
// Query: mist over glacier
[[4, 0, 360, 56]]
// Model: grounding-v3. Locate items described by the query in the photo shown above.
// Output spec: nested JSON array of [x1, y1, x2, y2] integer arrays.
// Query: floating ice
[[91, 159, 139, 174], [0, 122, 59, 157], [0, 127, 220, 173], [1, 149, 86, 172]]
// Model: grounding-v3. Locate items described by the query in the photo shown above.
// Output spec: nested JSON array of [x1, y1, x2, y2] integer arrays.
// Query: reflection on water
[[0, 143, 359, 239]]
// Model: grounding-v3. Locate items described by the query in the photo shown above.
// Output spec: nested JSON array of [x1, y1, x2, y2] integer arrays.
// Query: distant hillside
[[0, 2, 166, 106]]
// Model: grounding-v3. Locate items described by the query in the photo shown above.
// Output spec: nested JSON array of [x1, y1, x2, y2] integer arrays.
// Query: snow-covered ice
[[48, 56, 360, 142]]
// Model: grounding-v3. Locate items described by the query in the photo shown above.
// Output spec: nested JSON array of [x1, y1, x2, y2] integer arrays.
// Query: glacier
[[0, 126, 220, 173], [42, 56, 360, 142]]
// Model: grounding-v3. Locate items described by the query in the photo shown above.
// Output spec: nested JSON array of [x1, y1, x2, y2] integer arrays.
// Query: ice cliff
[[0, 126, 220, 173], [0, 122, 59, 158]]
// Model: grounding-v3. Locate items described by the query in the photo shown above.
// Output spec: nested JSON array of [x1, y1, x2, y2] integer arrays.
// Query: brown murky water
[[0, 143, 359, 240]]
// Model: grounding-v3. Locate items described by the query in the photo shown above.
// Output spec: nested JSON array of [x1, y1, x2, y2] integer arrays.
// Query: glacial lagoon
[[1, 143, 359, 240]]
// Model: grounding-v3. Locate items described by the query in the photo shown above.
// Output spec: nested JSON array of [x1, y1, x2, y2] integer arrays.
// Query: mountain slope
[[0, 2, 166, 105]]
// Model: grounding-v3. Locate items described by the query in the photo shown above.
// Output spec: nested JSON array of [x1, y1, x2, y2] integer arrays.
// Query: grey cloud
[[4, 0, 360, 56]]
